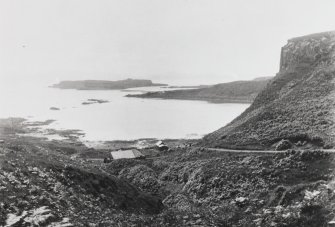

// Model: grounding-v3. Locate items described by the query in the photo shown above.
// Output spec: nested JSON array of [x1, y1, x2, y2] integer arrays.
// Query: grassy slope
[[127, 79, 269, 103], [201, 31, 335, 149], [104, 147, 335, 226]]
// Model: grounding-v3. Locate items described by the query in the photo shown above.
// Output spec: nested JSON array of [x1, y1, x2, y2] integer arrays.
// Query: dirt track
[[202, 147, 335, 153]]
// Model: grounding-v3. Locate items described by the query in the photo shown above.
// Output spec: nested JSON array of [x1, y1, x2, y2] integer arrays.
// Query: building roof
[[156, 141, 167, 147], [111, 149, 144, 160]]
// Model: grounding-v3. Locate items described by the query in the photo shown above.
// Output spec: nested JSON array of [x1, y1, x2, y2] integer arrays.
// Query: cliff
[[51, 79, 167, 90], [201, 31, 335, 149], [127, 79, 270, 103]]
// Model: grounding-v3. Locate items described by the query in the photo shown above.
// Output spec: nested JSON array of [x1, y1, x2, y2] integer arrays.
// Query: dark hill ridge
[[127, 78, 270, 103], [51, 78, 167, 90], [201, 31, 335, 149]]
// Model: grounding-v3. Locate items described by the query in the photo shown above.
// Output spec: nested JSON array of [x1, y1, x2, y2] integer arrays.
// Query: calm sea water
[[0, 83, 249, 141]]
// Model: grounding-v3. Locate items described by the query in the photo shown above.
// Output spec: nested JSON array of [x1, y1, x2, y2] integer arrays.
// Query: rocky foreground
[[1, 119, 335, 226]]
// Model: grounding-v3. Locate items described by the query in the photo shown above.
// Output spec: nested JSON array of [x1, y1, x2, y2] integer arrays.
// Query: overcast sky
[[0, 0, 335, 86]]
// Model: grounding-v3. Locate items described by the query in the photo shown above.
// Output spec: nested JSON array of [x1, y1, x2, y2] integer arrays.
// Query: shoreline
[[0, 117, 196, 153], [35, 119, 196, 148]]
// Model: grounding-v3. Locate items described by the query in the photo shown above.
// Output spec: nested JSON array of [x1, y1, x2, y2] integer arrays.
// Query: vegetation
[[2, 31, 335, 227], [1, 129, 335, 226]]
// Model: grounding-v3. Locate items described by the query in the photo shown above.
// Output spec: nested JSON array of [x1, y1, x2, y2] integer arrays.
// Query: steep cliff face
[[280, 32, 335, 71], [202, 31, 335, 149]]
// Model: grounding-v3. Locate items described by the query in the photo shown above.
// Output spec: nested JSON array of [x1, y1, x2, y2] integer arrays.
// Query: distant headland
[[127, 77, 271, 104]]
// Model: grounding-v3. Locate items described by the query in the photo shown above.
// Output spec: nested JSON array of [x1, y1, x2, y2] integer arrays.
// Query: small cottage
[[155, 141, 169, 151], [110, 149, 145, 160]]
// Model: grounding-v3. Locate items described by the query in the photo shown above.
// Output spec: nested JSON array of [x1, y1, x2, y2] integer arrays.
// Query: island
[[51, 78, 167, 90], [126, 77, 271, 103]]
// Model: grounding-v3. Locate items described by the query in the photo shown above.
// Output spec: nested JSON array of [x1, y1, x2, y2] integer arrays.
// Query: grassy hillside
[[108, 148, 335, 227], [201, 31, 335, 149], [127, 79, 270, 103]]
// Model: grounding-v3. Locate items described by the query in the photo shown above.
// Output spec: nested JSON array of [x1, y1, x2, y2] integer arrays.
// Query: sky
[[0, 0, 335, 86]]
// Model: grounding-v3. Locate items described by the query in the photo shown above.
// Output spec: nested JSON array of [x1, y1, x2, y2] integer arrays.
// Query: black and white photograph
[[1, 0, 335, 226]]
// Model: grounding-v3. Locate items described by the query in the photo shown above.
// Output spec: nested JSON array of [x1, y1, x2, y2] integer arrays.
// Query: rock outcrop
[[202, 31, 335, 149]]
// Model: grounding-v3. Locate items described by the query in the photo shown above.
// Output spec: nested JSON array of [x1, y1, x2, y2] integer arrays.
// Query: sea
[[0, 82, 249, 142]]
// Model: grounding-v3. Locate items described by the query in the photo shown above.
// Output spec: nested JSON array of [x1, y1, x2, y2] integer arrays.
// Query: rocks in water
[[82, 99, 109, 105], [87, 99, 109, 103]]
